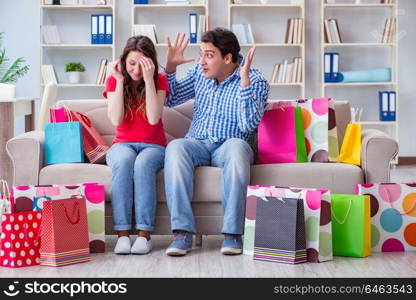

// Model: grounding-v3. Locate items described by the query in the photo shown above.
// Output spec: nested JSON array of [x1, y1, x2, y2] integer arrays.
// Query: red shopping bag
[[0, 211, 42, 268], [40, 197, 90, 267], [70, 111, 109, 164]]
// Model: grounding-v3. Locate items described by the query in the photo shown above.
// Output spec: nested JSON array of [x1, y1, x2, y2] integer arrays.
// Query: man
[[164, 28, 269, 256]]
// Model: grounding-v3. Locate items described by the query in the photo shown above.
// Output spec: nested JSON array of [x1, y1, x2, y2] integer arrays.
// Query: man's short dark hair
[[201, 28, 241, 63]]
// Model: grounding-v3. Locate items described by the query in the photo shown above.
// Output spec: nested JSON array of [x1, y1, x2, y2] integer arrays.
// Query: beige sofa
[[7, 100, 398, 236]]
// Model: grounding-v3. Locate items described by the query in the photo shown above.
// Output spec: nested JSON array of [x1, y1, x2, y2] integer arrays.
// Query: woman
[[104, 36, 169, 254]]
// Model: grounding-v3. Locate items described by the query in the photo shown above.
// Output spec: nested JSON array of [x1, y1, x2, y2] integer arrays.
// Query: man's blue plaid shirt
[[165, 63, 270, 143]]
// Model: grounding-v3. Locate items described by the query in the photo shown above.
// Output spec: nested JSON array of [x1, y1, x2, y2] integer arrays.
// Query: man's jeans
[[106, 142, 165, 232], [164, 138, 253, 235]]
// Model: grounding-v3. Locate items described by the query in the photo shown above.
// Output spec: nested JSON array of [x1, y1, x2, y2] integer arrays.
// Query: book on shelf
[[41, 65, 58, 84], [270, 64, 280, 83], [42, 25, 61, 44], [271, 57, 302, 84], [381, 0, 394, 4], [324, 19, 342, 44], [284, 18, 303, 44], [133, 24, 158, 44], [96, 59, 109, 85], [231, 24, 254, 44], [382, 18, 395, 43]]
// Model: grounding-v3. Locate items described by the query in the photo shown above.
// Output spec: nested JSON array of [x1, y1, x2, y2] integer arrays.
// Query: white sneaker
[[114, 236, 131, 255], [131, 237, 153, 255]]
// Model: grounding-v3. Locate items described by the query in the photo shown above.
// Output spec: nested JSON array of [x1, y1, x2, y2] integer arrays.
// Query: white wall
[[0, 0, 415, 155]]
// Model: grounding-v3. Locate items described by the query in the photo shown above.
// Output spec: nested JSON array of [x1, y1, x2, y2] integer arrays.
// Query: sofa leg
[[194, 234, 203, 247]]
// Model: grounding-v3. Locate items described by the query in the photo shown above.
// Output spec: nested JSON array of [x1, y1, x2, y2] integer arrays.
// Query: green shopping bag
[[331, 194, 371, 257], [295, 106, 307, 162]]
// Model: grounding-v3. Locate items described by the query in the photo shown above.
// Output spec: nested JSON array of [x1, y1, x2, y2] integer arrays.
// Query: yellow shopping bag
[[338, 108, 362, 166]]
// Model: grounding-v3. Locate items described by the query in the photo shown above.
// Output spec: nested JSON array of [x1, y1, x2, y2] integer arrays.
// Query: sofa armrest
[[6, 130, 45, 186], [361, 129, 398, 184]]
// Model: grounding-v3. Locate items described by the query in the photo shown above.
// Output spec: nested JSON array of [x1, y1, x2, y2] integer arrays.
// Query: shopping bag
[[70, 111, 109, 164], [297, 98, 330, 162], [244, 185, 333, 262], [253, 196, 307, 264], [295, 107, 308, 163], [44, 108, 84, 164], [258, 104, 297, 163], [328, 99, 340, 162], [355, 183, 416, 252], [0, 211, 42, 268], [12, 183, 105, 253], [49, 106, 68, 123], [338, 107, 362, 166], [331, 194, 371, 257], [40, 197, 91, 267]]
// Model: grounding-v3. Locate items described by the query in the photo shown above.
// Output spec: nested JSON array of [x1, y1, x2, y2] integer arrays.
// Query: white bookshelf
[[228, 0, 306, 100], [39, 0, 116, 98], [131, 0, 209, 78], [320, 0, 399, 164]]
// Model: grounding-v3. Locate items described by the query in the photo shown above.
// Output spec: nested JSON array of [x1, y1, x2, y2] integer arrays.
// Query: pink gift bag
[[258, 105, 297, 164], [49, 106, 68, 123]]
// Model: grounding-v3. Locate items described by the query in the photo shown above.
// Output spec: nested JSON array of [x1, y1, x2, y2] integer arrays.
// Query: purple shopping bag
[[258, 105, 296, 164]]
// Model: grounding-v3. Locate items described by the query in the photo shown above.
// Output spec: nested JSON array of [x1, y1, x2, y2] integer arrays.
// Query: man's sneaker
[[221, 234, 243, 255], [166, 232, 193, 256]]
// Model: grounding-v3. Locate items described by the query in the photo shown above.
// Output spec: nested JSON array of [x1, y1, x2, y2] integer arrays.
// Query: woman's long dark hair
[[119, 35, 158, 119]]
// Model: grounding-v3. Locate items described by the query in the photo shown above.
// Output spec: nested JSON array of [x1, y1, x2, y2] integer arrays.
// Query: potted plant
[[0, 32, 30, 99], [65, 62, 85, 84]]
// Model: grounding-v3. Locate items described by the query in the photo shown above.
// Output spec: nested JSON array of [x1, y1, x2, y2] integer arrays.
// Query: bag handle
[[23, 221, 42, 246], [382, 184, 416, 216], [50, 104, 73, 123], [0, 180, 11, 199], [331, 199, 352, 225], [63, 201, 81, 225], [77, 112, 92, 127]]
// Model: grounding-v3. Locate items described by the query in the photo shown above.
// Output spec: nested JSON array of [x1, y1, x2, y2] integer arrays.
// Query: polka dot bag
[[0, 211, 42, 268]]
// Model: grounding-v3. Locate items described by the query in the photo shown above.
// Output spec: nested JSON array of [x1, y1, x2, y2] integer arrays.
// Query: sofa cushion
[[39, 163, 112, 201], [251, 163, 363, 194], [40, 161, 362, 204]]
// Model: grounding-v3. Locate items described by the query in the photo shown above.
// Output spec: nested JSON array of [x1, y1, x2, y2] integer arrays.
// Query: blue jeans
[[106, 142, 165, 232], [164, 138, 253, 235]]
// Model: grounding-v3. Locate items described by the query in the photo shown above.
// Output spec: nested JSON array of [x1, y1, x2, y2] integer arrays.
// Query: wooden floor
[[1, 166, 415, 278]]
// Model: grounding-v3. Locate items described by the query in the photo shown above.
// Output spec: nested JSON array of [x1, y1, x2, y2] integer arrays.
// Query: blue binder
[[324, 52, 341, 82], [91, 15, 98, 44], [134, 0, 148, 3], [379, 91, 389, 121], [98, 14, 105, 44], [324, 53, 332, 82], [388, 91, 396, 121], [105, 14, 113, 44], [189, 13, 197, 44]]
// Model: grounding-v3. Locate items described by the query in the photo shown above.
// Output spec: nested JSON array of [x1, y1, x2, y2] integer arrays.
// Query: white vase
[[67, 72, 81, 84]]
